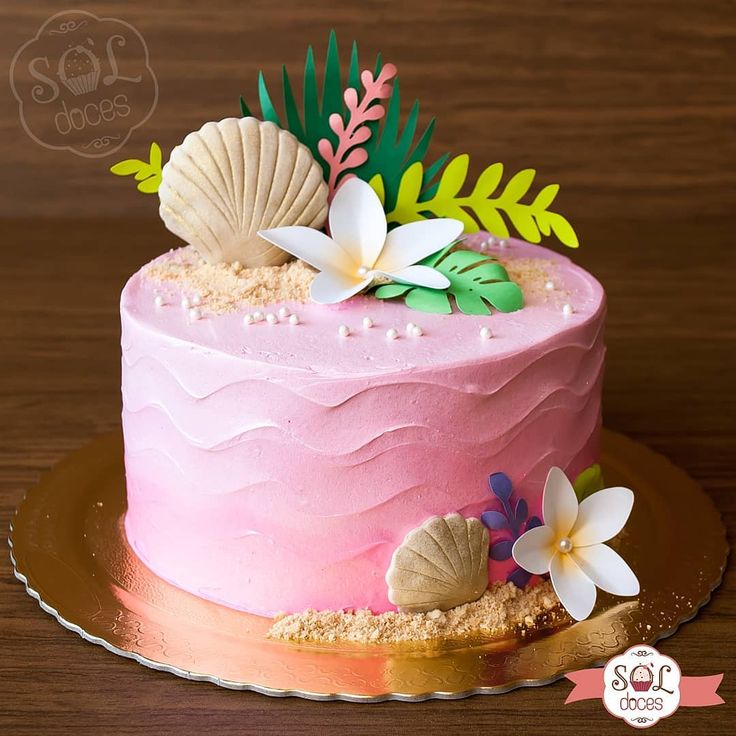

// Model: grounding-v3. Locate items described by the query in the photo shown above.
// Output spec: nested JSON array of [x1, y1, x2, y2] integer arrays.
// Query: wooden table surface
[[1, 0, 734, 733]]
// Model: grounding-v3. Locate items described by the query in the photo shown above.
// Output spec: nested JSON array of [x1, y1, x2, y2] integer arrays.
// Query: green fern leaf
[[321, 30, 343, 121], [352, 77, 444, 212], [421, 150, 450, 200], [395, 99, 419, 158], [238, 33, 445, 212], [239, 96, 253, 117], [406, 117, 438, 171], [303, 45, 319, 135], [241, 33, 353, 174], [257, 71, 281, 126], [347, 41, 360, 89], [281, 66, 304, 140]]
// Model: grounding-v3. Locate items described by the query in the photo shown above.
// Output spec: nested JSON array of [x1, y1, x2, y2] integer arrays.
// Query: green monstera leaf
[[374, 247, 524, 315]]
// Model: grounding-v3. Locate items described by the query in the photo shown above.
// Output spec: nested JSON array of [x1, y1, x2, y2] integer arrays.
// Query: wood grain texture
[[1, 0, 735, 219], [1, 0, 735, 733]]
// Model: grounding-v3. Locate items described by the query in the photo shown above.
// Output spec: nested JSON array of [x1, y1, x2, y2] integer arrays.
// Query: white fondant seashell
[[158, 117, 328, 267], [386, 513, 489, 613]]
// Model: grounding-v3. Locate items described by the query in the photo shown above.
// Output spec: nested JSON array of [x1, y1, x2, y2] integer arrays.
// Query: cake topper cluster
[[111, 30, 579, 314]]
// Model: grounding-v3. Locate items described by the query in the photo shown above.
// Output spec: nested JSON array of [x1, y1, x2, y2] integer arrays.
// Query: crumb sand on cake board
[[268, 580, 566, 645]]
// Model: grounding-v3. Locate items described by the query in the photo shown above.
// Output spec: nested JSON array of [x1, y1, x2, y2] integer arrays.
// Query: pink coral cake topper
[[318, 63, 397, 201]]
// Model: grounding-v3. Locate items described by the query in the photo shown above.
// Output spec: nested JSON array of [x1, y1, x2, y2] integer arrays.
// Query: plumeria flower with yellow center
[[258, 178, 463, 304], [512, 466, 639, 621]]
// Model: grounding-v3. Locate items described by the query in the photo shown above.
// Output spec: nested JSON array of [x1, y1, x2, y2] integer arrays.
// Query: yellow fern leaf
[[109, 142, 164, 195], [383, 155, 579, 248]]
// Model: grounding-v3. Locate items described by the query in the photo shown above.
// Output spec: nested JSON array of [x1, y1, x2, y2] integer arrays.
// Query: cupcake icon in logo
[[630, 664, 653, 692], [59, 44, 101, 96]]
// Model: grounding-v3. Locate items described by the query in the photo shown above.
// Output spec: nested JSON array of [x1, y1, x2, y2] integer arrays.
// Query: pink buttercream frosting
[[121, 237, 605, 616]]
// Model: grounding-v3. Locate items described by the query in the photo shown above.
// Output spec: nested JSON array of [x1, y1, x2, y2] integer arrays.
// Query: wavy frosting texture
[[122, 239, 605, 616]]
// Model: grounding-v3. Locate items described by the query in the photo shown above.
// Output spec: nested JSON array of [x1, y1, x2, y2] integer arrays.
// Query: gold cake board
[[8, 430, 728, 701]]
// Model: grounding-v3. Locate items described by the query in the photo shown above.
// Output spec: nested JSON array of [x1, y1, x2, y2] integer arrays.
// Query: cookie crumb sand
[[268, 581, 565, 644], [143, 247, 313, 313]]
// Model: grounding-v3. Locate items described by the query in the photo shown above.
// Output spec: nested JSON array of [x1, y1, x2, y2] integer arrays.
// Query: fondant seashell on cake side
[[158, 117, 329, 267], [386, 513, 490, 613]]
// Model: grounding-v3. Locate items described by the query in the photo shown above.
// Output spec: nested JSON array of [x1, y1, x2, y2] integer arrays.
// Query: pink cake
[[112, 34, 640, 630], [121, 237, 605, 616]]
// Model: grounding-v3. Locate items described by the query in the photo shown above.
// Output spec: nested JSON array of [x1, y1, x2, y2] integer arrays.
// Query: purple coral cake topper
[[481, 472, 542, 588]]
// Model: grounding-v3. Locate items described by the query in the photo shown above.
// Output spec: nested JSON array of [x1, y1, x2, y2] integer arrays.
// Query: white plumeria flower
[[258, 178, 463, 304], [512, 467, 639, 621]]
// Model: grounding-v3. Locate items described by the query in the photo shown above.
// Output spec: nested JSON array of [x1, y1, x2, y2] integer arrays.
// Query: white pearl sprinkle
[[544, 280, 555, 291], [191, 294, 202, 306], [562, 303, 574, 316], [411, 325, 423, 337], [362, 316, 374, 329], [189, 307, 202, 321], [386, 327, 399, 340], [487, 236, 498, 247], [479, 240, 487, 251], [243, 313, 255, 325], [252, 311, 264, 322], [357, 266, 369, 276], [278, 306, 290, 318], [154, 295, 165, 308], [557, 537, 574, 554], [288, 313, 300, 325], [338, 324, 350, 337], [406, 322, 416, 335], [181, 296, 191, 309], [480, 326, 493, 340], [266, 312, 278, 324], [498, 238, 508, 249]]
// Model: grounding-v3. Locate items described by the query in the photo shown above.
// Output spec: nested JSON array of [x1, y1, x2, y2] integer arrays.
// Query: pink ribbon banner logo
[[565, 644, 723, 728]]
